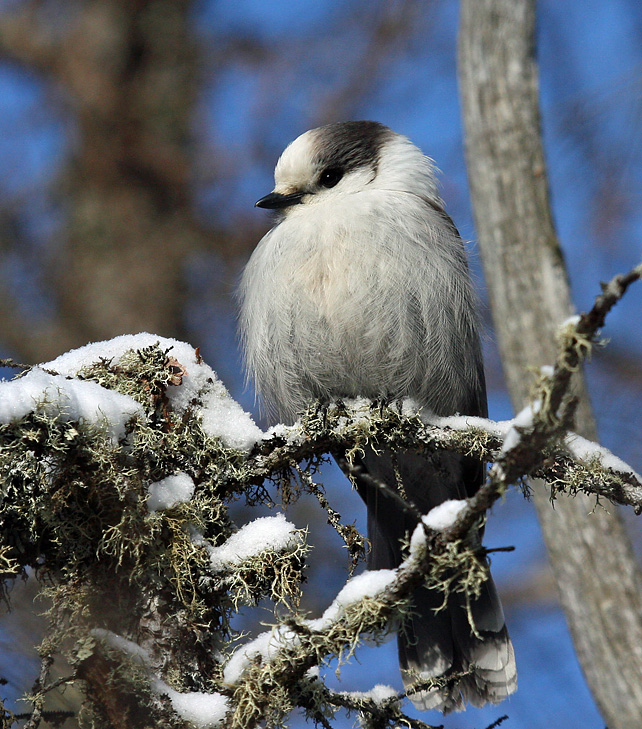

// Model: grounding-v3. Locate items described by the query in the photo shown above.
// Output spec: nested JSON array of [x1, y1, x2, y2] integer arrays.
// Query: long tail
[[355, 447, 516, 713], [400, 576, 516, 711]]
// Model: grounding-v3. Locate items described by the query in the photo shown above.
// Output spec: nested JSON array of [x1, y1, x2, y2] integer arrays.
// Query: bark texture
[[458, 1, 642, 725]]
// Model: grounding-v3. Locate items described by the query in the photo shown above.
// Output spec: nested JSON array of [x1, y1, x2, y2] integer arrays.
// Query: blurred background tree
[[0, 1, 641, 727]]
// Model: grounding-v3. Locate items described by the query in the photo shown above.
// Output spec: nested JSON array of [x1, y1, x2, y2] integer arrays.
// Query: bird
[[238, 120, 516, 712]]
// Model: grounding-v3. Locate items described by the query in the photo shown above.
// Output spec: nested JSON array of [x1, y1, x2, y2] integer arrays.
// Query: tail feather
[[356, 447, 517, 713], [400, 580, 516, 713]]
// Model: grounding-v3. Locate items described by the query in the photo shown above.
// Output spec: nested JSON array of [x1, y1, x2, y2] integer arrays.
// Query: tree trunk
[[458, 1, 642, 726], [0, 0, 218, 363]]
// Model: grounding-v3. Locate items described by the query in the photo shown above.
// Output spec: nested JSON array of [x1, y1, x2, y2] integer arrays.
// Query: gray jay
[[239, 121, 516, 712]]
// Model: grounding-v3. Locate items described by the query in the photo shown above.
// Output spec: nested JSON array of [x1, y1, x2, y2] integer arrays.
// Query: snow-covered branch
[[250, 398, 642, 513], [0, 264, 639, 728]]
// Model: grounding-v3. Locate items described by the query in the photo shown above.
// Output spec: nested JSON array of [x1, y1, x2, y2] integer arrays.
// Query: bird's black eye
[[319, 167, 344, 188]]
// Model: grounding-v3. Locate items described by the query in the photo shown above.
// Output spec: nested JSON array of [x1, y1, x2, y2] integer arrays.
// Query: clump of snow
[[341, 684, 398, 705], [422, 499, 468, 531], [366, 684, 398, 704], [41, 333, 263, 451], [327, 397, 378, 433], [223, 626, 297, 685], [540, 365, 555, 377], [199, 377, 264, 451], [262, 423, 300, 445], [0, 368, 143, 443], [263, 423, 290, 439], [223, 570, 398, 685], [204, 513, 299, 572], [42, 334, 198, 384], [409, 521, 427, 555], [425, 412, 511, 439], [400, 398, 422, 417], [339, 397, 374, 414], [91, 629, 152, 666], [92, 630, 228, 727], [501, 401, 540, 453], [311, 569, 397, 629], [560, 314, 581, 329], [566, 433, 642, 482], [147, 472, 195, 512], [408, 500, 468, 554], [152, 679, 229, 729]]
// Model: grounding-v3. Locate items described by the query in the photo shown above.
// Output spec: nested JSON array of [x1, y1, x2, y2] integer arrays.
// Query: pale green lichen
[[214, 536, 309, 610], [556, 318, 594, 373], [0, 344, 526, 729], [0, 344, 301, 726]]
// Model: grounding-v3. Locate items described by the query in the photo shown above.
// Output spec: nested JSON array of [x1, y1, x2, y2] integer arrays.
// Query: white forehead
[[270, 123, 441, 200], [273, 130, 318, 191]]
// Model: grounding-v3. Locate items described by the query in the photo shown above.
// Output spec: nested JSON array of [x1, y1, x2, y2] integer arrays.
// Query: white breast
[[239, 190, 481, 423]]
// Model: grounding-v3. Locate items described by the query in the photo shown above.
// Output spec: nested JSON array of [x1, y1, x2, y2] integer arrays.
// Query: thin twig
[[298, 467, 366, 575], [483, 716, 509, 729], [23, 654, 54, 729]]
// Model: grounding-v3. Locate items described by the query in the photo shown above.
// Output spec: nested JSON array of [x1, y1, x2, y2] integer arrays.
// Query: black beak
[[255, 191, 305, 209]]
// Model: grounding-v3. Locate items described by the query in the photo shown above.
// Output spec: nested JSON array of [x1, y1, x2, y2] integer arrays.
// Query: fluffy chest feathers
[[239, 191, 481, 422], [277, 196, 381, 315]]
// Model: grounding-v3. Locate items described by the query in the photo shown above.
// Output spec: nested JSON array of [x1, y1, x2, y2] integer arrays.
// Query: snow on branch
[[0, 265, 640, 728], [250, 396, 642, 513]]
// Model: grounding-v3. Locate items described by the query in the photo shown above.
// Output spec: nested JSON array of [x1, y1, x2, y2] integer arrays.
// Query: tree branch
[[1, 263, 640, 727]]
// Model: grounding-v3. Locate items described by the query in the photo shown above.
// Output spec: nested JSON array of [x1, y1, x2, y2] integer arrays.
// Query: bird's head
[[256, 120, 440, 212]]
